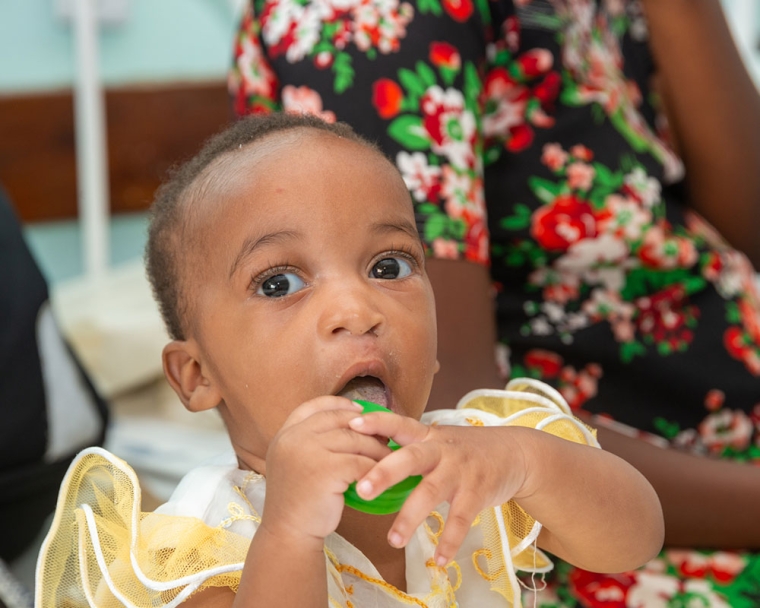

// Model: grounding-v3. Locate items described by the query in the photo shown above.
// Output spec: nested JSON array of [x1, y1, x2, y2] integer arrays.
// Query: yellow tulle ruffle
[[36, 378, 597, 607]]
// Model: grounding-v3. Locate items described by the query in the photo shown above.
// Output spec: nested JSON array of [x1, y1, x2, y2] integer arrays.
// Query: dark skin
[[427, 0, 760, 550]]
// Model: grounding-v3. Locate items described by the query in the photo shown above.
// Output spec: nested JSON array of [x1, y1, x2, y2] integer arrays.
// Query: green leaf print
[[423, 213, 448, 241], [417, 0, 443, 16], [653, 416, 680, 439], [416, 61, 437, 89], [398, 68, 426, 99], [500, 204, 532, 231], [439, 66, 458, 87], [417, 203, 439, 215], [591, 162, 623, 189], [388, 115, 431, 150], [620, 268, 704, 302], [528, 176, 566, 204], [716, 555, 760, 608], [463, 63, 481, 112], [333, 52, 354, 94], [620, 340, 646, 363], [474, 0, 491, 25], [726, 301, 742, 324], [320, 22, 340, 43], [610, 109, 650, 153]]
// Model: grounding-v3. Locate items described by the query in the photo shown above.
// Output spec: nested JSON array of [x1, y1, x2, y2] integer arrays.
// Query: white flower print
[[396, 152, 442, 202], [234, 35, 278, 98], [421, 86, 477, 169], [598, 193, 652, 241], [286, 7, 322, 62], [624, 167, 662, 208]]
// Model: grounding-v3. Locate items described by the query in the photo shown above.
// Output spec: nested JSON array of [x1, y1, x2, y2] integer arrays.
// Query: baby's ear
[[162, 340, 221, 413]]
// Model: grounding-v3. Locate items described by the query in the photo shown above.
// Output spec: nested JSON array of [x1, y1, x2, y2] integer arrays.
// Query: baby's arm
[[349, 413, 663, 572], [183, 397, 391, 607]]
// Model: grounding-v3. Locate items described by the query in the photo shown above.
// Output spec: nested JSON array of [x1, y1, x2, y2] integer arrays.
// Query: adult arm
[[426, 256, 760, 550], [592, 421, 760, 549], [426, 259, 504, 410], [643, 0, 760, 265]]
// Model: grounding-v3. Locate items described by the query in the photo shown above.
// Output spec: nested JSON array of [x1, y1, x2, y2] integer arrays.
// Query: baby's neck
[[336, 509, 407, 592]]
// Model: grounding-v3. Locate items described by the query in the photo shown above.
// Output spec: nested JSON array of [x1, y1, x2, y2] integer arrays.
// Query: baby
[[37, 113, 663, 607]]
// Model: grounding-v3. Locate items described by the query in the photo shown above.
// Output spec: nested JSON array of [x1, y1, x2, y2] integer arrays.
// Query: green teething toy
[[343, 400, 422, 515]]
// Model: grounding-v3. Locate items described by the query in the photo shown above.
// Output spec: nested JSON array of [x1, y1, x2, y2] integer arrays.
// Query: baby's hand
[[348, 413, 531, 566], [261, 397, 392, 547]]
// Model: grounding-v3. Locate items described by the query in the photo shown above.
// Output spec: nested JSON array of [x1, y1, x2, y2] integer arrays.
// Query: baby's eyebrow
[[228, 230, 301, 279], [370, 220, 420, 241]]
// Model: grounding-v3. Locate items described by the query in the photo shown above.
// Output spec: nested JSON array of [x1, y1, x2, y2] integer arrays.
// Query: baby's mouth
[[337, 376, 390, 409]]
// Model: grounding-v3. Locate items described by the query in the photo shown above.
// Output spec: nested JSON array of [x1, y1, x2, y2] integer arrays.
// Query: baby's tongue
[[338, 377, 388, 408]]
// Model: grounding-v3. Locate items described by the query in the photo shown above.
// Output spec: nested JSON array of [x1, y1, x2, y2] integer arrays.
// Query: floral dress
[[229, 0, 760, 605]]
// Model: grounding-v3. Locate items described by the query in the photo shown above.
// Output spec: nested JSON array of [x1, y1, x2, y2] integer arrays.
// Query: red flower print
[[724, 326, 749, 359], [638, 226, 698, 270], [531, 194, 598, 252], [704, 390, 725, 412], [516, 49, 553, 78], [667, 550, 746, 585], [429, 41, 461, 71], [558, 364, 602, 410], [533, 71, 561, 105], [503, 16, 520, 52], [281, 85, 336, 122], [570, 144, 593, 161], [420, 86, 477, 169], [524, 349, 563, 378], [441, 0, 473, 22], [569, 568, 635, 608], [739, 297, 760, 344], [541, 143, 568, 171], [635, 285, 698, 351], [507, 123, 534, 151], [372, 78, 404, 119], [566, 161, 595, 191], [699, 409, 753, 454]]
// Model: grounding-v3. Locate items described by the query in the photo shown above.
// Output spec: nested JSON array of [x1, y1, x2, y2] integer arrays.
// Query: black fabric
[[0, 189, 108, 561]]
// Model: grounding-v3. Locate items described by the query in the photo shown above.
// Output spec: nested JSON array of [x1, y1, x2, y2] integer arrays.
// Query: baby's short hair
[[145, 112, 385, 340]]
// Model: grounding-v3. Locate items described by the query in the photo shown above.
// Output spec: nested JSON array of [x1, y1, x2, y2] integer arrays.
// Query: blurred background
[[0, 0, 758, 603]]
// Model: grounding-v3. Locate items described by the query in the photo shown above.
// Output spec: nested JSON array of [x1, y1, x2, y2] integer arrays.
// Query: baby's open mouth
[[337, 376, 389, 409]]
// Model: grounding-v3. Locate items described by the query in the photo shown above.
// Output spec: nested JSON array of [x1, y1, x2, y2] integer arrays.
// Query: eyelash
[[249, 263, 300, 293], [374, 246, 422, 273]]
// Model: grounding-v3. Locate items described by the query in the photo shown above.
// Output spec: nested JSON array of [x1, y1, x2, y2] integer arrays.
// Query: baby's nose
[[319, 282, 385, 337]]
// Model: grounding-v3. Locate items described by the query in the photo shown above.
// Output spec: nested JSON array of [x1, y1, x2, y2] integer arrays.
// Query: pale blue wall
[[0, 0, 243, 93]]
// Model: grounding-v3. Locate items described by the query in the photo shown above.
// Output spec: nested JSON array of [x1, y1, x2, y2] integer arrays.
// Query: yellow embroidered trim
[[334, 564, 430, 607], [219, 502, 260, 529], [424, 511, 445, 542], [219, 475, 263, 528], [472, 548, 503, 582]]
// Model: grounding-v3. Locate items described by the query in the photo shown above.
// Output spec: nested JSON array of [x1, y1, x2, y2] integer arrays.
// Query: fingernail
[[388, 532, 403, 548], [356, 479, 372, 497], [436, 555, 448, 567], [349, 416, 365, 428], [351, 401, 364, 409]]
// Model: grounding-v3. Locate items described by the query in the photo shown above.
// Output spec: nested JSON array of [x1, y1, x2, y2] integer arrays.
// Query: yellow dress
[[36, 378, 597, 608]]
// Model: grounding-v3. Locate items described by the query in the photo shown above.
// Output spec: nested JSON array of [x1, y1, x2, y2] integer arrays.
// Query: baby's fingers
[[432, 493, 483, 567], [348, 411, 429, 446]]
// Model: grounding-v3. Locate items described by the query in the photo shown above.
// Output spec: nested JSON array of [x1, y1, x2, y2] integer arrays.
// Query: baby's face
[[185, 131, 438, 467]]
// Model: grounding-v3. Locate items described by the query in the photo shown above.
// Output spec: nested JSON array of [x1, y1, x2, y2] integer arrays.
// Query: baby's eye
[[257, 273, 305, 297], [371, 257, 412, 280]]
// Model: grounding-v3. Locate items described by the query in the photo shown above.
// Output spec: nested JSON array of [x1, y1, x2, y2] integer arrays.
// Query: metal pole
[[73, 0, 109, 279]]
